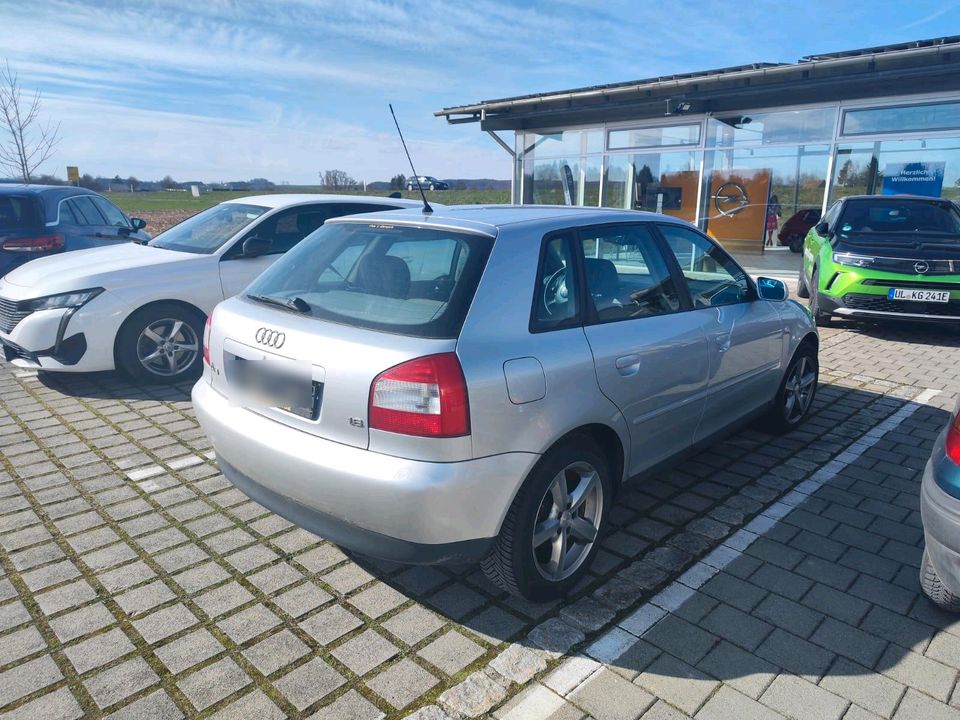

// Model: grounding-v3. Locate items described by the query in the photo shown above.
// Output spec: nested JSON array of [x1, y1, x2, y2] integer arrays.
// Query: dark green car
[[798, 195, 960, 326]]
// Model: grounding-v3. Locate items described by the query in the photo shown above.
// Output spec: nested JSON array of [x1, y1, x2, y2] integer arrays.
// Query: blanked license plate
[[229, 356, 321, 419], [887, 288, 950, 303]]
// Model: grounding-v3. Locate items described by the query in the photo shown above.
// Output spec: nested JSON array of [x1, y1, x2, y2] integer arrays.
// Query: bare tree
[[320, 169, 356, 189], [0, 61, 60, 184]]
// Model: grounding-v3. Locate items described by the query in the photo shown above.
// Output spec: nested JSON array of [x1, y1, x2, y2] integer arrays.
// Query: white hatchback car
[[0, 194, 421, 382]]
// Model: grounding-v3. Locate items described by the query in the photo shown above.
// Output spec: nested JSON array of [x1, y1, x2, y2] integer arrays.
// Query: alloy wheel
[[532, 461, 603, 581], [784, 356, 816, 423], [136, 318, 199, 377]]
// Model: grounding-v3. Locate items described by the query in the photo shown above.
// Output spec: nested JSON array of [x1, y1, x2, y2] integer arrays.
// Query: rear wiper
[[247, 293, 311, 313]]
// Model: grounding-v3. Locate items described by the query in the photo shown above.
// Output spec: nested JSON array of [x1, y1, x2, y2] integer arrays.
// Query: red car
[[779, 208, 821, 252]]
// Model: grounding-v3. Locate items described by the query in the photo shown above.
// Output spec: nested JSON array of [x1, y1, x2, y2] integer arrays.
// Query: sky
[[1, 0, 959, 185]]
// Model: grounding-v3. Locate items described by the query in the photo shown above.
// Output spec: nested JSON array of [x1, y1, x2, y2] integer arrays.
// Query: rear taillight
[[202, 313, 213, 366], [946, 414, 960, 465], [369, 353, 470, 437], [2, 234, 65, 252]]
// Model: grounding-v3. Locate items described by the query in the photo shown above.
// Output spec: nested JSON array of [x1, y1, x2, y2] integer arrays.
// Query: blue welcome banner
[[881, 161, 946, 197]]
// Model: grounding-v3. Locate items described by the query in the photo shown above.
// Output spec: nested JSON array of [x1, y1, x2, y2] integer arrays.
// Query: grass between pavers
[[0, 361, 935, 719], [109, 188, 510, 214]]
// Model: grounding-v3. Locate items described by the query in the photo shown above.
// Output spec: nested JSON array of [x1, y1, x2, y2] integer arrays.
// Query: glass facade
[[517, 96, 960, 253]]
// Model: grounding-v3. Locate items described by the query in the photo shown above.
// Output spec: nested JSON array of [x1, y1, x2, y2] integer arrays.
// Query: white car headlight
[[832, 252, 874, 268], [22, 288, 104, 312]]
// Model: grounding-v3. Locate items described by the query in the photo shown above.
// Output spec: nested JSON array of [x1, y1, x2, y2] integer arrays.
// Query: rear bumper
[[192, 379, 540, 563], [921, 446, 960, 595]]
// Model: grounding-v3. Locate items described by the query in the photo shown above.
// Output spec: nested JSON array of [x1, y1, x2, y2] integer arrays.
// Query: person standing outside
[[765, 192, 782, 248]]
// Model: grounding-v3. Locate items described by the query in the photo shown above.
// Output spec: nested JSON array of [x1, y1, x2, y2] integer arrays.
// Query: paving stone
[[490, 642, 548, 683], [893, 688, 960, 720], [218, 604, 281, 644], [193, 581, 255, 618], [754, 593, 824, 638], [860, 605, 934, 653], [332, 628, 399, 676], [49, 602, 116, 643], [273, 581, 333, 618], [247, 562, 304, 595], [926, 630, 960, 669], [439, 670, 509, 718], [281, 587, 354, 638], [0, 625, 47, 666], [86, 656, 160, 710], [760, 673, 847, 720], [0, 654, 62, 707], [810, 618, 888, 668], [104, 689, 184, 720], [698, 640, 778, 699], [115, 579, 176, 616], [132, 603, 199, 644], [701, 602, 774, 652], [320, 562, 374, 594], [528, 618, 585, 659], [559, 596, 616, 633], [243, 628, 310, 676], [367, 658, 439, 710], [696, 685, 783, 720], [569, 667, 655, 720], [700, 572, 768, 612], [419, 629, 486, 675], [636, 653, 720, 715], [819, 657, 905, 718], [172, 561, 230, 594], [154, 628, 225, 674], [309, 688, 385, 720], [405, 706, 456, 720], [802, 583, 871, 626], [274, 657, 346, 711], [1, 686, 84, 720], [426, 582, 487, 620], [63, 627, 135, 674], [177, 656, 250, 711], [756, 628, 836, 681], [347, 582, 407, 619], [206, 689, 285, 720], [643, 614, 718, 665], [494, 683, 575, 720], [878, 644, 956, 702]]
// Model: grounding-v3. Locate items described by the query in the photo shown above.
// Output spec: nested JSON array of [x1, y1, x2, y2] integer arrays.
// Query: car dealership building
[[436, 36, 960, 252]]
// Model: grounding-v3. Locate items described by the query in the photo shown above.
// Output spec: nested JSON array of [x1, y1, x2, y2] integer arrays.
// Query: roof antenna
[[389, 103, 432, 214]]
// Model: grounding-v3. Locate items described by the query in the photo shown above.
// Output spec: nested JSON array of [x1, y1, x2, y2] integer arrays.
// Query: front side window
[[245, 222, 492, 339], [149, 203, 268, 254], [580, 224, 682, 322], [659, 224, 751, 308], [531, 233, 579, 332], [91, 197, 130, 228]]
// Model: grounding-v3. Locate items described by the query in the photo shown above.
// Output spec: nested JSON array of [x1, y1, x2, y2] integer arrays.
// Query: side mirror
[[242, 236, 271, 258], [814, 221, 829, 236], [130, 217, 147, 231], [756, 276, 788, 302]]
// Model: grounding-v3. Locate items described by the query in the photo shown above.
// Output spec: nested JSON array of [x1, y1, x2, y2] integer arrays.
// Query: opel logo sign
[[914, 261, 930, 274], [255, 327, 285, 348], [713, 182, 750, 218]]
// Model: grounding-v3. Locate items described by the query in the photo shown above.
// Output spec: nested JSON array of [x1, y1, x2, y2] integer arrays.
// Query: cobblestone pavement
[[1, 320, 960, 719]]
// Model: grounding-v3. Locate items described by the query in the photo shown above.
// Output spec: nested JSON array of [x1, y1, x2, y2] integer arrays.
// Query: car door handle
[[615, 354, 641, 376], [715, 334, 731, 353]]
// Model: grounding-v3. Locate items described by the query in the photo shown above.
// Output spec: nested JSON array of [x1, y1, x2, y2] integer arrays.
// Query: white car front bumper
[[0, 290, 128, 372]]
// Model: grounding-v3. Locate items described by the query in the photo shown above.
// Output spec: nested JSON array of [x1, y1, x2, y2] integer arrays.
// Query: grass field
[[109, 187, 510, 214]]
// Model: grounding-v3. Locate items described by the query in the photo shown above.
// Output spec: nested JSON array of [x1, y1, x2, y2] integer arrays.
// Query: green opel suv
[[798, 195, 960, 326]]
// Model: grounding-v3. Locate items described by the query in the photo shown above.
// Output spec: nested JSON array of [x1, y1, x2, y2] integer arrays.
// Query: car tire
[[788, 235, 803, 253], [796, 268, 810, 299], [809, 268, 832, 326], [115, 303, 205, 384], [481, 438, 612, 601], [762, 342, 818, 434], [921, 548, 960, 612]]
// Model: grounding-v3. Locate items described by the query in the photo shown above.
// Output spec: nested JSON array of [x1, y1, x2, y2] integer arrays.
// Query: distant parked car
[[0, 195, 424, 382], [921, 400, 960, 611], [798, 195, 960, 326], [0, 185, 150, 277], [193, 205, 818, 599], [406, 176, 449, 191], [778, 208, 821, 253]]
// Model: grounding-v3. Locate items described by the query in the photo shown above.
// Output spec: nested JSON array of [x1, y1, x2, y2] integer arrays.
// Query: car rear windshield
[[0, 195, 40, 230], [245, 221, 494, 338], [149, 203, 268, 254], [837, 199, 960, 239]]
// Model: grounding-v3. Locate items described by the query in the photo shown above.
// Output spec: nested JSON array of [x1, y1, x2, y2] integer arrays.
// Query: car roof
[[222, 194, 426, 210], [329, 204, 673, 237], [839, 194, 955, 204]]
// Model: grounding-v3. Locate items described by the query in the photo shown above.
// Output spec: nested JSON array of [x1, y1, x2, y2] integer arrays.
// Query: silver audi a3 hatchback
[[193, 206, 819, 599]]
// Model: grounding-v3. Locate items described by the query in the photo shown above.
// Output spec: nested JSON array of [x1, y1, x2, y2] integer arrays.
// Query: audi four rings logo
[[255, 328, 286, 348], [914, 261, 930, 274]]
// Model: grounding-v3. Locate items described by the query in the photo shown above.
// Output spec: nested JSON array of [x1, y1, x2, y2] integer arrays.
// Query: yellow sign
[[66, 166, 80, 184]]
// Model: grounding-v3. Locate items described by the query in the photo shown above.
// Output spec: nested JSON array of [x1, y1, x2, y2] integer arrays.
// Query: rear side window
[[68, 197, 107, 226], [246, 222, 493, 339], [531, 233, 579, 332], [91, 197, 129, 227], [0, 195, 40, 229]]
